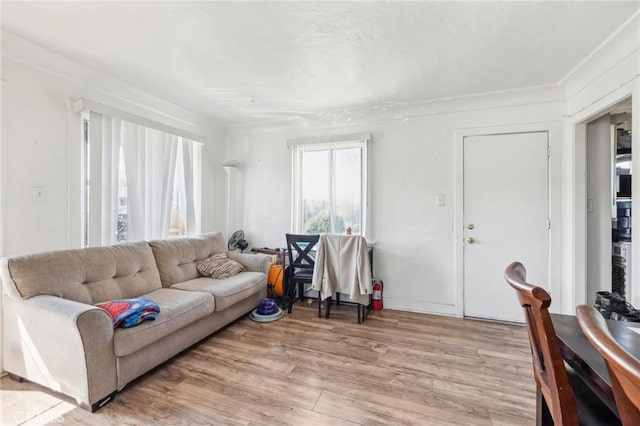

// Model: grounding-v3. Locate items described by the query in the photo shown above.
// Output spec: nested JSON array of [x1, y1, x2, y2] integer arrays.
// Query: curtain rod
[[73, 99, 206, 143]]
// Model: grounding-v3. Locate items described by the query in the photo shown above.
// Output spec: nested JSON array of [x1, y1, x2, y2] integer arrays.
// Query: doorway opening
[[584, 96, 633, 307]]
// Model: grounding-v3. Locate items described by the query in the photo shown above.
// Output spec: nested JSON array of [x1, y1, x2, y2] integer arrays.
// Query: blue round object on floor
[[250, 307, 284, 323], [259, 306, 279, 315], [257, 298, 279, 315]]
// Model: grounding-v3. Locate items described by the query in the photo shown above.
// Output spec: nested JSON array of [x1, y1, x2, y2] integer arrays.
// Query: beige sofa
[[1, 232, 268, 411]]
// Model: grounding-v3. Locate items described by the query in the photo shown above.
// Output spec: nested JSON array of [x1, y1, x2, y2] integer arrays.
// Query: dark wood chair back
[[505, 262, 579, 426], [284, 234, 320, 313], [286, 233, 320, 273], [576, 305, 640, 426]]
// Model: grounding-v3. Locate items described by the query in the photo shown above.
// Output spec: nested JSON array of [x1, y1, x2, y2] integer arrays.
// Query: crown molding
[[1, 30, 214, 135]]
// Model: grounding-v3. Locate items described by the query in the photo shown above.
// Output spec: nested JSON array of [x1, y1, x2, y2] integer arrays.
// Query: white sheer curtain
[[99, 115, 121, 245], [88, 112, 200, 246], [152, 132, 179, 238], [181, 140, 201, 236], [121, 122, 145, 242], [121, 122, 179, 242]]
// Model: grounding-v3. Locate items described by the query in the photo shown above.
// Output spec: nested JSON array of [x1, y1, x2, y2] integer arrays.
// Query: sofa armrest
[[2, 294, 116, 408], [227, 252, 271, 275]]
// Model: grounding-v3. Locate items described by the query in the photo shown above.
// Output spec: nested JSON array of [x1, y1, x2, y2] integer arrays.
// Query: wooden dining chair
[[576, 304, 640, 426], [505, 262, 620, 426], [285, 233, 320, 314]]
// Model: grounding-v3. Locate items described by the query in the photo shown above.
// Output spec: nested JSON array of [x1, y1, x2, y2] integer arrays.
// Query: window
[[290, 133, 371, 237], [82, 111, 202, 246]]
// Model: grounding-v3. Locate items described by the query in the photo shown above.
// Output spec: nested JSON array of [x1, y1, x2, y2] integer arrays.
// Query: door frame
[[453, 122, 561, 317], [570, 87, 639, 311]]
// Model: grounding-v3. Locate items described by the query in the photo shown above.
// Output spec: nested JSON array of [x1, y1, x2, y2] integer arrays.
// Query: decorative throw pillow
[[196, 253, 245, 279]]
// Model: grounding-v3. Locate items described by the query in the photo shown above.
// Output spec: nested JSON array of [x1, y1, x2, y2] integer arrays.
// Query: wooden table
[[549, 313, 640, 422]]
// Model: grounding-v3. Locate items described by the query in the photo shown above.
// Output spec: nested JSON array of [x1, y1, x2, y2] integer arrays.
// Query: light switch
[[587, 199, 593, 213], [32, 186, 47, 203], [435, 194, 444, 206]]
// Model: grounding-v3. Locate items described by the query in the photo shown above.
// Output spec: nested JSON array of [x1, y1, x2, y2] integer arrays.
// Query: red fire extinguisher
[[372, 280, 383, 311]]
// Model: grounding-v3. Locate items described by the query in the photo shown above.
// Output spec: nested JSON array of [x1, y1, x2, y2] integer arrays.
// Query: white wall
[[201, 121, 228, 236], [0, 33, 227, 256], [226, 94, 565, 315], [586, 115, 613, 304], [2, 59, 76, 254], [226, 12, 640, 317]]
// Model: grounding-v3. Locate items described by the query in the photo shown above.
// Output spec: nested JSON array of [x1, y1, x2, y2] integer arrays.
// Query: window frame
[[290, 133, 372, 239]]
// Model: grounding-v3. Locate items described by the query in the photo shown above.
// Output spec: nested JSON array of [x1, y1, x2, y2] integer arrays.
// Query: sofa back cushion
[[149, 232, 228, 287], [2, 242, 162, 304]]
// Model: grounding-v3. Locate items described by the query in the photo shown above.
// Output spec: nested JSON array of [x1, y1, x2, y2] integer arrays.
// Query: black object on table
[[550, 313, 640, 422]]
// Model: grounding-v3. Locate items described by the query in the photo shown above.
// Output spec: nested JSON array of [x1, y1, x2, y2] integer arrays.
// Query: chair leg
[[298, 283, 304, 301], [325, 297, 332, 319], [318, 294, 322, 317], [287, 280, 296, 314], [336, 293, 340, 305]]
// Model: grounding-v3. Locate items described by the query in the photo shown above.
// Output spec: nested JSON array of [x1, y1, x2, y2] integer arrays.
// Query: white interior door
[[463, 132, 549, 323]]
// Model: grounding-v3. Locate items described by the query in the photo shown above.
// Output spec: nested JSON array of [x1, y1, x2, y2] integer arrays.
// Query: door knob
[[466, 224, 475, 230], [466, 237, 475, 244]]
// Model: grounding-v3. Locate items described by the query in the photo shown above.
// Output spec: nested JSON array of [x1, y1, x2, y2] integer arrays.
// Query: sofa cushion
[[170, 272, 265, 312], [113, 288, 214, 357], [149, 232, 227, 287], [196, 253, 245, 279], [3, 242, 162, 304]]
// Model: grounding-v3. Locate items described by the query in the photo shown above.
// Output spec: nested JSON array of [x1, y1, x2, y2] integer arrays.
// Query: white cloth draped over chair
[[311, 234, 372, 305]]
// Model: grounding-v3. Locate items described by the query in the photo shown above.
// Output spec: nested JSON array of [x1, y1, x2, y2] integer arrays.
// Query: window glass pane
[[302, 149, 330, 233], [334, 147, 362, 234]]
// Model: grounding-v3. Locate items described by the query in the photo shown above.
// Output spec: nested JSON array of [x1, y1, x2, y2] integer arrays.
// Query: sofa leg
[[80, 391, 117, 412], [8, 373, 24, 382]]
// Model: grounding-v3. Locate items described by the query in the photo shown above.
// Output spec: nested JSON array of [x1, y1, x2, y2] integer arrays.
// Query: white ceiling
[[2, 1, 639, 124]]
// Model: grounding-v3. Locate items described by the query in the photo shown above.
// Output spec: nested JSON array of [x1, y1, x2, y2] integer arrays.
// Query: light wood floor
[[1, 302, 536, 425]]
